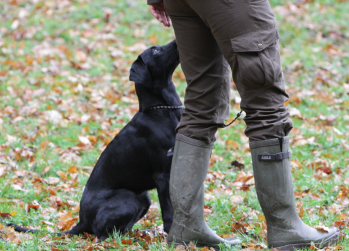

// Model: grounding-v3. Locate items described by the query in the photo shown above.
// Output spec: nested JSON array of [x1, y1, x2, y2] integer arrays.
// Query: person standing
[[148, 0, 340, 249]]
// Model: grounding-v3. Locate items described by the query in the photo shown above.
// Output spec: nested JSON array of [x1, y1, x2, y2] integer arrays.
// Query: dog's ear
[[129, 56, 152, 88]]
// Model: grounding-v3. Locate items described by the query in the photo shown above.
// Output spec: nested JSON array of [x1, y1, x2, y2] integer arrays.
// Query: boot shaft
[[250, 137, 339, 248], [250, 137, 296, 218], [168, 134, 241, 247], [170, 134, 213, 211]]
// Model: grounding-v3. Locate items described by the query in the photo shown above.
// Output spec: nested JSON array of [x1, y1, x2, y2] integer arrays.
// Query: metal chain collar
[[149, 106, 184, 110]]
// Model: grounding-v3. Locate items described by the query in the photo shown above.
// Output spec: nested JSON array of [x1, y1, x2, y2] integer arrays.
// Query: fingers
[[149, 5, 158, 19], [149, 4, 171, 27], [165, 12, 171, 27], [156, 9, 164, 24], [160, 10, 170, 27]]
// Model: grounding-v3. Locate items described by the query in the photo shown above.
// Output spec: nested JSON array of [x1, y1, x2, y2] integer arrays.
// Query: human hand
[[149, 3, 171, 27]]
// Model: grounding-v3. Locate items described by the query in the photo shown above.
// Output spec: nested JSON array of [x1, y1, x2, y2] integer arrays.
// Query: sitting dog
[[8, 40, 183, 239]]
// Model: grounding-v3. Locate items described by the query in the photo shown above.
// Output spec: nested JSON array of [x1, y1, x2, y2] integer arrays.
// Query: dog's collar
[[149, 105, 184, 110]]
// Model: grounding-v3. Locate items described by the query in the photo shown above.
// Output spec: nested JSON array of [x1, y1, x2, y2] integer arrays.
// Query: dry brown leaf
[[235, 171, 254, 183], [40, 140, 50, 150], [0, 212, 12, 219], [69, 165, 78, 173], [57, 211, 78, 231], [174, 245, 186, 251], [204, 206, 212, 217], [317, 166, 333, 175], [231, 160, 245, 170], [42, 165, 51, 175], [48, 188, 57, 196], [144, 208, 159, 221], [42, 220, 55, 226], [88, 135, 98, 144], [226, 139, 239, 149], [212, 170, 225, 180], [56, 171, 68, 180], [121, 239, 132, 245], [209, 154, 223, 165], [48, 176, 60, 185], [230, 195, 244, 204], [25, 201, 41, 213], [313, 225, 330, 233], [72, 204, 80, 213], [231, 219, 249, 233], [187, 241, 198, 250]]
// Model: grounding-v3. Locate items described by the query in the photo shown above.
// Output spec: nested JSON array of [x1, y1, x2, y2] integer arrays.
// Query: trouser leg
[[169, 0, 293, 141], [164, 2, 241, 247], [165, 0, 231, 143]]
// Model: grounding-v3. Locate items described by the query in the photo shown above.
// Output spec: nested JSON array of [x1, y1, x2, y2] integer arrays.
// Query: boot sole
[[274, 230, 341, 251]]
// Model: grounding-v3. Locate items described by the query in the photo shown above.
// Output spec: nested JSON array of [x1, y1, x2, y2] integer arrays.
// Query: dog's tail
[[7, 222, 86, 236]]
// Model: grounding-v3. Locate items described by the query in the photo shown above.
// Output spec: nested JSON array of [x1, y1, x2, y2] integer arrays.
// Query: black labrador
[[8, 40, 182, 239]]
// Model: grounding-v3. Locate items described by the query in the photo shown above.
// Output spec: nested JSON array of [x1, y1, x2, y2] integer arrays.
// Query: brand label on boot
[[258, 152, 291, 161], [258, 154, 276, 161]]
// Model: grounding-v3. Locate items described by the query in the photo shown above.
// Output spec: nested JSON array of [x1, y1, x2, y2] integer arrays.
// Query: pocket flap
[[231, 29, 279, 52]]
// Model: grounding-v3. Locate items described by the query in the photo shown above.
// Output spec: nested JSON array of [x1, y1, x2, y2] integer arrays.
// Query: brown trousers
[[163, 0, 293, 143]]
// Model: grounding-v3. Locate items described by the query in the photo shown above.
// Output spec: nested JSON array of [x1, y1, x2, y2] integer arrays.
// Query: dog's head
[[129, 40, 182, 111]]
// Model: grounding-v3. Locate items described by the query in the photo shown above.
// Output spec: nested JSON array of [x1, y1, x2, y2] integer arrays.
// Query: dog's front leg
[[152, 172, 173, 233]]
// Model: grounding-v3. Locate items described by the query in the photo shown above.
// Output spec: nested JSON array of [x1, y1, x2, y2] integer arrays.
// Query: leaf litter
[[0, 0, 349, 250]]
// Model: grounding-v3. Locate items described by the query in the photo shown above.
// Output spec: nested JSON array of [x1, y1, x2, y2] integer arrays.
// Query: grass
[[0, 0, 349, 250]]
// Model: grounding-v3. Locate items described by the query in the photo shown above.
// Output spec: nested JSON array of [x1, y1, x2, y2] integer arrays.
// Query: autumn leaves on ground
[[0, 0, 348, 250]]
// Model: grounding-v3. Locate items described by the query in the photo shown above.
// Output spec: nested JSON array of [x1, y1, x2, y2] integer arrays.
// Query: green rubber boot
[[250, 136, 340, 250], [167, 134, 240, 249]]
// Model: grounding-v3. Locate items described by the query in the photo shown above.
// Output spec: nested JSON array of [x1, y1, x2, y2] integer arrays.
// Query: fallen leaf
[[69, 165, 78, 173], [57, 171, 68, 180], [40, 140, 50, 150], [121, 239, 132, 245], [230, 195, 244, 204], [42, 166, 51, 175], [231, 219, 249, 233], [0, 212, 12, 219], [314, 225, 330, 233], [226, 139, 239, 149], [25, 201, 41, 213], [78, 135, 91, 145], [231, 160, 245, 170], [48, 177, 60, 185]]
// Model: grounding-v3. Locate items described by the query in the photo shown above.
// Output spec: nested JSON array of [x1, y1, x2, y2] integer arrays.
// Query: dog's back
[[86, 108, 181, 191]]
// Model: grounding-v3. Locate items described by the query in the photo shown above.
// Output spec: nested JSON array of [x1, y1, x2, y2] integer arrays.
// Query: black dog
[[8, 40, 182, 239]]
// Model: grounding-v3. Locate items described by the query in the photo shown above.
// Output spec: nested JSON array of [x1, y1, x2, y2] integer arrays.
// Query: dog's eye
[[153, 49, 159, 55]]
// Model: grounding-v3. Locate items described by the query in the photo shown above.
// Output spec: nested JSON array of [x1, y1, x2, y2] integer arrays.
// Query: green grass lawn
[[0, 0, 348, 250]]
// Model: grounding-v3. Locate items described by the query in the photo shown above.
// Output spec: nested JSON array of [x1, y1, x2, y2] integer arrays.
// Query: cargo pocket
[[230, 29, 282, 89]]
